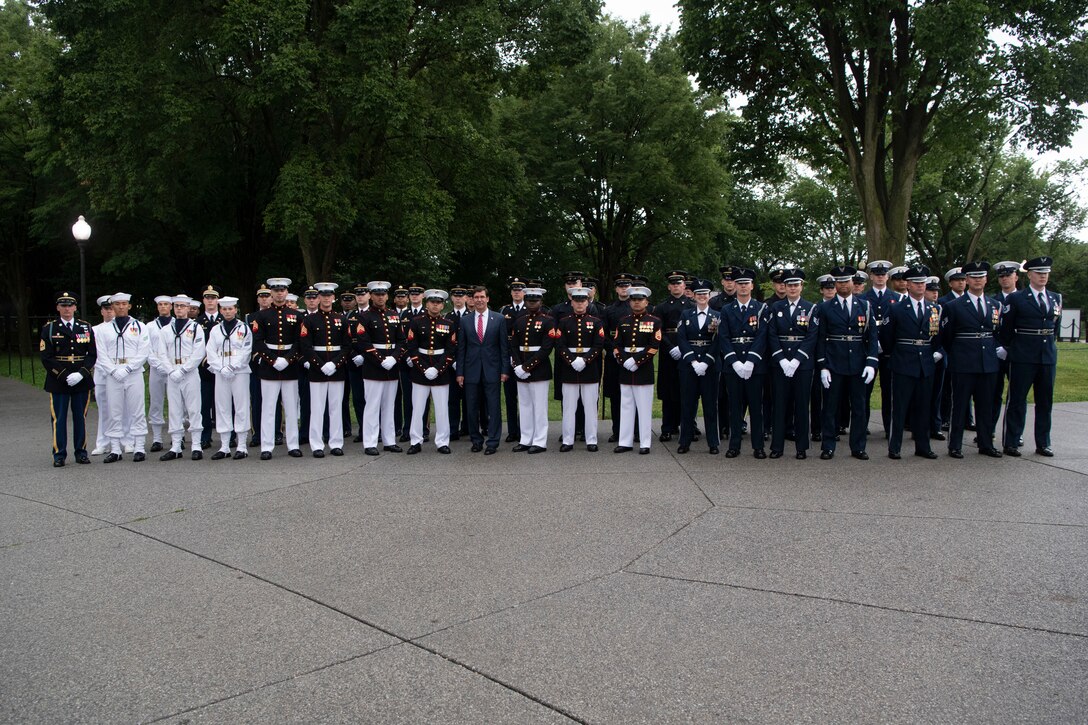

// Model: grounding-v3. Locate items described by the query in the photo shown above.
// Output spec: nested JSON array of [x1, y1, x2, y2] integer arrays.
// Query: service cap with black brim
[[628, 286, 651, 299], [367, 281, 391, 292], [97, 295, 113, 308], [961, 261, 990, 277], [944, 267, 965, 282], [830, 265, 857, 282], [315, 282, 338, 295], [866, 260, 893, 274], [523, 287, 546, 299], [993, 261, 1022, 276], [904, 265, 930, 282], [817, 274, 835, 288], [569, 287, 590, 299], [267, 277, 292, 289], [1024, 256, 1053, 273], [56, 291, 77, 305], [783, 269, 805, 284], [423, 289, 448, 302]]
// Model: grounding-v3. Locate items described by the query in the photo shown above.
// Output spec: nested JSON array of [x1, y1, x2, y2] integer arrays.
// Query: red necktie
[[477, 313, 484, 342]]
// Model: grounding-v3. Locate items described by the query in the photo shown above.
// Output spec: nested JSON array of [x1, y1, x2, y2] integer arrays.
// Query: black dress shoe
[[211, 451, 228, 460], [260, 451, 273, 460], [607, 434, 618, 443], [288, 449, 303, 458], [484, 447, 497, 455], [851, 451, 868, 460], [930, 432, 947, 441], [1003, 447, 1021, 457], [587, 444, 598, 452], [200, 441, 211, 450], [888, 452, 902, 460], [575, 432, 585, 442], [528, 445, 546, 454], [614, 446, 632, 453], [980, 448, 1003, 458], [53, 459, 65, 468], [398, 433, 410, 443], [676, 445, 689, 454], [76, 455, 90, 464], [437, 446, 451, 454], [233, 451, 248, 460], [471, 443, 483, 452], [658, 432, 672, 442], [353, 434, 363, 443], [560, 444, 574, 452], [249, 435, 260, 447], [819, 449, 834, 460], [505, 434, 519, 443], [709, 447, 719, 454], [1036, 447, 1054, 457], [639, 447, 650, 454], [769, 450, 783, 459], [150, 441, 163, 453], [312, 450, 325, 458], [811, 433, 821, 442], [104, 453, 122, 464], [725, 449, 739, 458], [160, 451, 180, 461], [131, 452, 145, 462], [692, 433, 701, 442], [753, 449, 767, 459], [364, 447, 380, 456], [512, 444, 529, 452], [299, 438, 310, 447], [915, 450, 938, 459], [406, 443, 422, 455], [837, 426, 847, 435], [795, 451, 807, 460], [965, 423, 977, 432], [948, 450, 964, 459], [383, 445, 403, 453], [330, 448, 343, 456], [191, 450, 203, 461]]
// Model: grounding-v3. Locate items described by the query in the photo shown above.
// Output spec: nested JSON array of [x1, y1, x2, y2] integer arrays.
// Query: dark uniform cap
[[829, 265, 857, 281], [719, 265, 736, 279], [782, 268, 805, 284], [563, 270, 586, 283], [692, 279, 713, 294], [407, 283, 425, 294], [1024, 256, 1053, 273], [508, 276, 529, 290], [632, 274, 650, 284], [733, 268, 756, 283], [201, 284, 222, 298], [393, 284, 409, 296], [450, 284, 468, 296], [256, 283, 272, 297], [613, 272, 634, 285], [665, 269, 688, 283], [527, 278, 545, 288], [585, 276, 599, 289], [961, 260, 990, 277], [904, 265, 930, 282], [56, 291, 77, 305], [303, 285, 320, 298], [769, 268, 786, 284], [352, 283, 369, 294]]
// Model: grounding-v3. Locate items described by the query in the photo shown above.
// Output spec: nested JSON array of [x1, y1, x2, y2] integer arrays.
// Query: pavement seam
[[698, 502, 1088, 529], [622, 570, 1088, 639], [115, 525, 586, 725]]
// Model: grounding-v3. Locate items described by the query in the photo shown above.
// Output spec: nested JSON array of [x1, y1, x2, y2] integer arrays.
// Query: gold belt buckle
[[575, 347, 585, 353], [175, 358, 184, 364], [117, 358, 127, 364], [628, 346, 637, 353]]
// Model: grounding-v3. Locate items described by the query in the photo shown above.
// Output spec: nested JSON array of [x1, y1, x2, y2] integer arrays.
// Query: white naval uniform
[[517, 381, 550, 448], [146, 317, 172, 444], [154, 318, 206, 450], [94, 317, 151, 454], [206, 319, 252, 452]]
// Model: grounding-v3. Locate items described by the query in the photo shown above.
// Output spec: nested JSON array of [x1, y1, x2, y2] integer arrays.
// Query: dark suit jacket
[[939, 293, 1001, 374], [456, 309, 510, 383], [879, 297, 942, 378]]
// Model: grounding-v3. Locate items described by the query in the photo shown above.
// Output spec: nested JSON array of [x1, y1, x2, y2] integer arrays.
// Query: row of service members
[[41, 257, 1060, 464]]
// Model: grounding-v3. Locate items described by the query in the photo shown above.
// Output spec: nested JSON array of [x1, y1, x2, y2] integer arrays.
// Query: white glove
[[452, 361, 457, 372], [623, 357, 638, 372], [66, 372, 83, 386], [861, 366, 876, 385], [933, 351, 943, 363], [514, 365, 530, 380], [877, 341, 883, 354], [731, 361, 745, 377], [996, 346, 1007, 361], [352, 354, 364, 367], [669, 347, 682, 360], [778, 359, 792, 376], [303, 361, 311, 370], [692, 361, 708, 377], [321, 361, 337, 376], [272, 357, 289, 372], [221, 367, 235, 380], [169, 369, 184, 383], [424, 366, 439, 380], [571, 357, 586, 372], [821, 369, 832, 389], [380, 356, 397, 370], [110, 367, 128, 382], [405, 357, 414, 368], [741, 361, 755, 379]]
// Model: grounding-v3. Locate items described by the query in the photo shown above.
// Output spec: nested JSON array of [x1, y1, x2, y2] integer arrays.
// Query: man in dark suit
[[456, 285, 510, 454]]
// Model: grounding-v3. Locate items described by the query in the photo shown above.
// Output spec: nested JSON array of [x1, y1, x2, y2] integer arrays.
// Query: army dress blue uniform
[[999, 278, 1059, 454], [815, 292, 879, 457], [938, 288, 1002, 456], [676, 304, 721, 452], [719, 297, 771, 456], [40, 299, 97, 466], [767, 296, 818, 458], [602, 295, 632, 441], [880, 293, 942, 457]]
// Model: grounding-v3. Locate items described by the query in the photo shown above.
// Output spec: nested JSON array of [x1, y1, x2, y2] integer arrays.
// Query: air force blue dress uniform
[[676, 299, 721, 452], [767, 287, 817, 457]]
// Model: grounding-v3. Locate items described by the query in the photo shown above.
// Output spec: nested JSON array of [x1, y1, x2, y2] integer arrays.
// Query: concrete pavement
[[1, 375, 1085, 722]]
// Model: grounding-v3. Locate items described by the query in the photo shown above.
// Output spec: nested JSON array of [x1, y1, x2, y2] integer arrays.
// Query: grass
[[6, 341, 1087, 421]]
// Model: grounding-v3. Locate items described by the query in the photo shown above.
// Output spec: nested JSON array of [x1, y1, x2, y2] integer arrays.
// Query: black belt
[[955, 332, 993, 339], [778, 335, 805, 342], [689, 340, 711, 347], [730, 337, 754, 344], [1014, 328, 1054, 336], [827, 335, 862, 342], [896, 340, 930, 347]]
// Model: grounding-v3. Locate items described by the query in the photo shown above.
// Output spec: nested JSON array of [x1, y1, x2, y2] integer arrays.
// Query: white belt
[[267, 343, 293, 350], [314, 345, 341, 352], [626, 347, 646, 353], [372, 343, 396, 350], [420, 348, 446, 355], [520, 345, 542, 352], [567, 347, 590, 353]]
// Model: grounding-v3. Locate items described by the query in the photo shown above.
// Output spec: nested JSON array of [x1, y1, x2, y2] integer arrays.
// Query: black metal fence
[[1, 315, 53, 387]]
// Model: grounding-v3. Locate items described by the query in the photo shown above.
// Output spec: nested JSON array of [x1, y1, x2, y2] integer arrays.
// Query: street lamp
[[72, 215, 92, 314]]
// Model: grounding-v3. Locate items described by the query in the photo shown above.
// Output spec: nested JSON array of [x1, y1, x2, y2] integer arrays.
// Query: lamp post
[[72, 216, 92, 314]]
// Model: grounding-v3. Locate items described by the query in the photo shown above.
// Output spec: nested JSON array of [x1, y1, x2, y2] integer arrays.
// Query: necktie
[[789, 304, 796, 318], [976, 296, 984, 317], [698, 311, 706, 328], [877, 290, 883, 302], [916, 302, 923, 319], [1038, 292, 1047, 312], [740, 305, 746, 316], [477, 313, 484, 342]]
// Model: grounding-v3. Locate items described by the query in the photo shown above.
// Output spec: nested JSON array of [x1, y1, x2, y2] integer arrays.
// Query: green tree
[[678, 0, 1088, 263]]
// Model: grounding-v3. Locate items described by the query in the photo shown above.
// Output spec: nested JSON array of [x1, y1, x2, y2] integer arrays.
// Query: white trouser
[[167, 370, 203, 449], [517, 380, 550, 448], [261, 379, 299, 452], [562, 383, 599, 445], [105, 372, 147, 453], [215, 372, 250, 450], [619, 384, 653, 449], [309, 381, 345, 452], [411, 383, 450, 447], [94, 370, 111, 450], [148, 369, 168, 441], [363, 379, 398, 447]]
